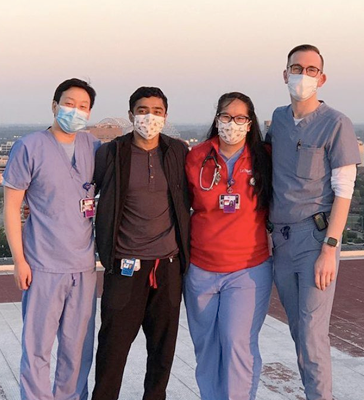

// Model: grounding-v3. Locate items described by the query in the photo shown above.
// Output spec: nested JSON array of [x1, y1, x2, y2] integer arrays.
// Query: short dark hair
[[287, 44, 324, 70], [53, 78, 96, 109], [129, 87, 168, 112]]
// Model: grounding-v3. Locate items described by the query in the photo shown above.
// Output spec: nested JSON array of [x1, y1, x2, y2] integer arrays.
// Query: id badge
[[219, 194, 240, 213], [80, 197, 95, 218], [120, 258, 141, 276]]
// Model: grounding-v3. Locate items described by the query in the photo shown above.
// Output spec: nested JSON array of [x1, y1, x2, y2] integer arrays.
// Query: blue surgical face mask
[[56, 105, 89, 134]]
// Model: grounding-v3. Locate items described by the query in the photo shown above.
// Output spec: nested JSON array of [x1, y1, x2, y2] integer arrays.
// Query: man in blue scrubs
[[3, 78, 100, 400], [267, 45, 360, 400]]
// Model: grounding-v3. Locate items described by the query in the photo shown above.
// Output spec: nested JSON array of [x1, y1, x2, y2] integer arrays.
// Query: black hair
[[207, 92, 272, 210], [129, 87, 168, 112], [287, 44, 324, 70], [53, 78, 96, 109]]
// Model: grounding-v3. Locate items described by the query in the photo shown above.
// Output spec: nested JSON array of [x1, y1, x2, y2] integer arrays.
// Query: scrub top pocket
[[296, 145, 325, 180]]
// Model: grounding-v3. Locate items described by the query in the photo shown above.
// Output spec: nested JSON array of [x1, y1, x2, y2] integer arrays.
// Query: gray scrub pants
[[184, 259, 273, 400], [20, 269, 97, 400], [272, 217, 340, 400]]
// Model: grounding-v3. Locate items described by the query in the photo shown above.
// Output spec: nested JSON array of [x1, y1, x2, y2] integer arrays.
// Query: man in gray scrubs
[[266, 44, 360, 400], [3, 78, 100, 400]]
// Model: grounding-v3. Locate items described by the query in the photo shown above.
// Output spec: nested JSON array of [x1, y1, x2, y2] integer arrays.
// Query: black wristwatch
[[323, 237, 339, 248]]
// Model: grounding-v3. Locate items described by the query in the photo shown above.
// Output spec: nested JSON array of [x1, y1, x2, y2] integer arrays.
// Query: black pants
[[92, 256, 182, 400]]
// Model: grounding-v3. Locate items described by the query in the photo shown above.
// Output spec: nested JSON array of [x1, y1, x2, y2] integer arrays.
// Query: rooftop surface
[[0, 258, 363, 400]]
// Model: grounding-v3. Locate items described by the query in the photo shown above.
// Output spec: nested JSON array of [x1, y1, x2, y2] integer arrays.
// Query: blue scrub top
[[3, 130, 101, 273], [219, 146, 245, 180], [266, 102, 361, 224]]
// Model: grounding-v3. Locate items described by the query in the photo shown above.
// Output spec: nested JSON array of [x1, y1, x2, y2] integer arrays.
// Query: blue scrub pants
[[20, 269, 97, 400], [272, 218, 340, 400], [184, 259, 273, 400]]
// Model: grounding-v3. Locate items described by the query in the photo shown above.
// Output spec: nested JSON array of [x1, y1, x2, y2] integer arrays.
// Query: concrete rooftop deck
[[0, 258, 363, 399]]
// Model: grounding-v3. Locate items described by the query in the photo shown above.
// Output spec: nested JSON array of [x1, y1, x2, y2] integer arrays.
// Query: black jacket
[[94, 133, 190, 274]]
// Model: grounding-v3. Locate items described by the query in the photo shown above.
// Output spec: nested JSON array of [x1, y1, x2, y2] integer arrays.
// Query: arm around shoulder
[[93, 142, 113, 190]]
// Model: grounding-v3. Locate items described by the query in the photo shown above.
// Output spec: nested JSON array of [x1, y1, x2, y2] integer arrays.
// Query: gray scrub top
[[266, 102, 361, 224], [3, 130, 101, 273]]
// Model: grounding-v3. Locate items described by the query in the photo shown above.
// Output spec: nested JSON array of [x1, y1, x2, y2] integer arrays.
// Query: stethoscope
[[199, 148, 222, 191], [199, 146, 256, 191]]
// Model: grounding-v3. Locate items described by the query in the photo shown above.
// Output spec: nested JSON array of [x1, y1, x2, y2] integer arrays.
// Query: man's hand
[[314, 245, 337, 291], [14, 260, 32, 290], [22, 204, 30, 220]]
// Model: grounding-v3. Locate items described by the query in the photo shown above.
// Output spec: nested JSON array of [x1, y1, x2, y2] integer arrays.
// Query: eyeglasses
[[288, 64, 321, 78], [217, 113, 250, 125]]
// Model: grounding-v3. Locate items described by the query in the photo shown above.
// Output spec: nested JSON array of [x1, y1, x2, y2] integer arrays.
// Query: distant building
[[0, 141, 15, 154], [87, 117, 181, 143], [263, 120, 271, 139], [187, 138, 199, 147], [358, 139, 364, 167], [87, 117, 131, 143], [0, 156, 8, 175], [160, 122, 181, 139]]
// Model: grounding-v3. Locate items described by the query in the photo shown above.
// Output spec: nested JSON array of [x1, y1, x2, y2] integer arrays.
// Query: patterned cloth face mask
[[133, 114, 165, 140], [217, 120, 249, 145]]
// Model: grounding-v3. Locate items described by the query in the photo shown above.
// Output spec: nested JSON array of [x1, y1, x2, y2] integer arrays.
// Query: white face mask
[[217, 120, 249, 145], [287, 74, 319, 102], [133, 113, 165, 140]]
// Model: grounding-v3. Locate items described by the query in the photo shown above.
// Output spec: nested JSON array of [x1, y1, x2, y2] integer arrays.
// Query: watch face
[[326, 237, 338, 247]]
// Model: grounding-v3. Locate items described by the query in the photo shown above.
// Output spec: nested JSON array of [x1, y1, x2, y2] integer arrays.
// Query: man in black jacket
[[92, 87, 190, 400]]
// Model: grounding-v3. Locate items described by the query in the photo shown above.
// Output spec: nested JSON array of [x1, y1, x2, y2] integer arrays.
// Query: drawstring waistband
[[148, 256, 176, 289], [71, 273, 78, 287], [114, 255, 178, 288], [149, 259, 160, 289]]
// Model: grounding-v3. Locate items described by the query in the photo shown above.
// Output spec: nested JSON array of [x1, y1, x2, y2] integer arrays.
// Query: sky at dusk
[[1, 0, 363, 125]]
